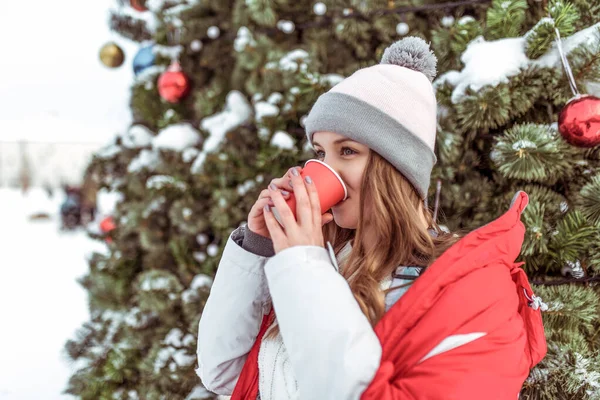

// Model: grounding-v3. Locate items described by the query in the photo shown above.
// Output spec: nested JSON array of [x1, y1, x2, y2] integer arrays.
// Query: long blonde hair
[[264, 151, 459, 339]]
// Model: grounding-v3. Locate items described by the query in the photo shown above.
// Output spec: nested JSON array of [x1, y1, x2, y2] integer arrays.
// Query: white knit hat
[[304, 37, 438, 198]]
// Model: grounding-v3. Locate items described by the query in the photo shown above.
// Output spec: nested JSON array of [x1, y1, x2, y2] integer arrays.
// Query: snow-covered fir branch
[[153, 123, 202, 152], [435, 22, 600, 104], [191, 91, 253, 173]]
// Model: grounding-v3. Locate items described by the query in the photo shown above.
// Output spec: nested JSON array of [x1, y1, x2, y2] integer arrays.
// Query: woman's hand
[[263, 167, 334, 254], [246, 167, 298, 238]]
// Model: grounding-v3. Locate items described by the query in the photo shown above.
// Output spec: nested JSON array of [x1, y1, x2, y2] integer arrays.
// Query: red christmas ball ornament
[[130, 0, 147, 11], [558, 95, 600, 148], [158, 62, 190, 103], [100, 216, 116, 243], [100, 216, 116, 234]]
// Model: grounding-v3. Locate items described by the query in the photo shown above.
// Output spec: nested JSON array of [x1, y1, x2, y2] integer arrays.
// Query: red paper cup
[[273, 159, 348, 225]]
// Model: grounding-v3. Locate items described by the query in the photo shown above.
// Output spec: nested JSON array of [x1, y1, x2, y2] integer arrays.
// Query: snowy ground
[[0, 188, 109, 400]]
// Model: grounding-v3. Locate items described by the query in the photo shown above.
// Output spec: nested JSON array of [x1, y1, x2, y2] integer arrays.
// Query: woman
[[196, 37, 547, 400]]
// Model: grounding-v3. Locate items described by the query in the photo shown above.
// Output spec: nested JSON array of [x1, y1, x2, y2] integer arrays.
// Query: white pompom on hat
[[305, 36, 438, 199]]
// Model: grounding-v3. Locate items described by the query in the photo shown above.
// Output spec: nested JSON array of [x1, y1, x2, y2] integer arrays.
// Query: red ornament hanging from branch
[[100, 215, 116, 243], [130, 0, 147, 11], [558, 95, 600, 148], [158, 62, 190, 103], [552, 25, 600, 148]]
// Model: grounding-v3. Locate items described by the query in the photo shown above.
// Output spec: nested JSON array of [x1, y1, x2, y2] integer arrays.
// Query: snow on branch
[[153, 44, 184, 61], [270, 131, 295, 150], [191, 91, 253, 173], [114, 5, 160, 33], [121, 125, 154, 149], [153, 123, 202, 152], [435, 22, 600, 104]]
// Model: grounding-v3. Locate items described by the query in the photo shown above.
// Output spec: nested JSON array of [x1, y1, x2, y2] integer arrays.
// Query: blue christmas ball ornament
[[133, 45, 155, 75]]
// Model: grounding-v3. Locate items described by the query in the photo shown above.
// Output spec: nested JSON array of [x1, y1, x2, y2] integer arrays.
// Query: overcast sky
[[0, 0, 138, 143]]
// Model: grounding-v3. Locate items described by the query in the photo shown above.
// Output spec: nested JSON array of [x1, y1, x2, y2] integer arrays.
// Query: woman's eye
[[314, 147, 355, 159], [341, 147, 356, 156]]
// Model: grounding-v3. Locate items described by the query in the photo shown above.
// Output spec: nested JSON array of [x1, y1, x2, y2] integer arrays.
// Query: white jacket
[[196, 227, 419, 399]]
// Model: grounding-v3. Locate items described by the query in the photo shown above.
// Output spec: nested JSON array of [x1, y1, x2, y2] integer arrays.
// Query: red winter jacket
[[230, 191, 547, 399]]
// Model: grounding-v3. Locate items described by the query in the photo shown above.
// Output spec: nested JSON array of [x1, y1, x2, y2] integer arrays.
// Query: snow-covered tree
[[65, 0, 600, 399]]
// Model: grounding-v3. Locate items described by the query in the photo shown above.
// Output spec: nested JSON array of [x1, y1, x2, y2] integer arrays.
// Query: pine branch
[[577, 175, 600, 226], [575, 48, 600, 84], [548, 211, 599, 263], [533, 276, 600, 285], [180, 0, 493, 42], [431, 16, 483, 71], [525, 0, 579, 59], [455, 85, 512, 133], [491, 123, 577, 184], [369, 0, 492, 18], [110, 11, 154, 42], [486, 0, 528, 39], [521, 200, 550, 257]]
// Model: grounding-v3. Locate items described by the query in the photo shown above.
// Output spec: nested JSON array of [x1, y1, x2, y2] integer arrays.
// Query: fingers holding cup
[[263, 203, 287, 250], [268, 167, 301, 193], [289, 168, 312, 226], [267, 182, 292, 206], [304, 175, 324, 226], [268, 186, 297, 230]]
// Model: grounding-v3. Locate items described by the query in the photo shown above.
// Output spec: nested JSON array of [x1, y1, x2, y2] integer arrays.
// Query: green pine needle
[[548, 211, 600, 264], [577, 175, 600, 226], [526, 0, 580, 59], [455, 85, 512, 133], [523, 343, 600, 399], [536, 284, 599, 339], [522, 201, 550, 258], [245, 0, 277, 27], [436, 129, 464, 165], [491, 123, 576, 184], [486, 0, 528, 39], [507, 68, 544, 117], [570, 28, 600, 86], [432, 16, 483, 71]]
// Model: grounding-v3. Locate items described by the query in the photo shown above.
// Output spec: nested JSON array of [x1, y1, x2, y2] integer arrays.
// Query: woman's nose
[[321, 156, 336, 170], [321, 158, 345, 182]]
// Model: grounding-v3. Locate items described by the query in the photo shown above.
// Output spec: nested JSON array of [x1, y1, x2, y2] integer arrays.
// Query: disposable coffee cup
[[272, 159, 348, 225]]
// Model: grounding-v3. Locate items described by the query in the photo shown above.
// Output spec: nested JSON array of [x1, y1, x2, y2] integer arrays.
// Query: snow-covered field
[[0, 188, 108, 400]]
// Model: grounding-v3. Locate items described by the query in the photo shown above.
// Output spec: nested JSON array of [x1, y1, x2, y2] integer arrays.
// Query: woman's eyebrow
[[312, 138, 356, 147]]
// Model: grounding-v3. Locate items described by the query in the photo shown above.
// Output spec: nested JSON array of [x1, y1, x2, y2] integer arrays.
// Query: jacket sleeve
[[196, 226, 272, 395], [264, 245, 382, 400], [242, 226, 275, 257]]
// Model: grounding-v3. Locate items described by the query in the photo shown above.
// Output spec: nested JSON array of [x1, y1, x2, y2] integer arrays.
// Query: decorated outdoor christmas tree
[[67, 0, 600, 399]]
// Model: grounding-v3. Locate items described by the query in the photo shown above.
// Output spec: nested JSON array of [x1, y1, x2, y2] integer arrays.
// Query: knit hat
[[304, 37, 438, 199]]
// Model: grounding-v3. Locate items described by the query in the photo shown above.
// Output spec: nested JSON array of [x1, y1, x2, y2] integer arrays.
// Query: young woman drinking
[[196, 37, 547, 400]]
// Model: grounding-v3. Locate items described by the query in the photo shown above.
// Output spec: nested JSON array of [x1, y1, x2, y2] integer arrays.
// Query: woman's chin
[[332, 207, 358, 229]]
